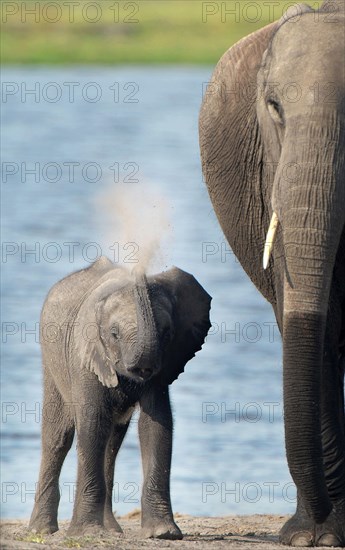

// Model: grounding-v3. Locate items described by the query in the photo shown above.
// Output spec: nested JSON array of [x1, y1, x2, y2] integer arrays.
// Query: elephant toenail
[[316, 534, 341, 547], [290, 532, 313, 547]]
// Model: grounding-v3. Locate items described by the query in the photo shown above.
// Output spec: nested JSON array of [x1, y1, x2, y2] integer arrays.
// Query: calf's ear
[[151, 267, 212, 385]]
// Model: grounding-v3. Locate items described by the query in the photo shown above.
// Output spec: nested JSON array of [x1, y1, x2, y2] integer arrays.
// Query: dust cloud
[[96, 182, 174, 274]]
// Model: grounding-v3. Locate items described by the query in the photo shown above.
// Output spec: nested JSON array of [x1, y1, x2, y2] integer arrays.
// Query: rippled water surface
[[1, 67, 295, 520]]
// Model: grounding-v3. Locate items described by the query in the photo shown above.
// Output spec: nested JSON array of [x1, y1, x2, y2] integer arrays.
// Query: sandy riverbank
[[1, 513, 294, 549]]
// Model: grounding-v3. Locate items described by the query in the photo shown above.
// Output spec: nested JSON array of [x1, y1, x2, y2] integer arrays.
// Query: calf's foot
[[29, 508, 58, 535], [67, 521, 107, 537], [103, 510, 123, 533]]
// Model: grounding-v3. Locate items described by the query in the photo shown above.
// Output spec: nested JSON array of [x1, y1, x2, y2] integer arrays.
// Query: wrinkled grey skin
[[200, 0, 344, 546], [29, 256, 211, 539]]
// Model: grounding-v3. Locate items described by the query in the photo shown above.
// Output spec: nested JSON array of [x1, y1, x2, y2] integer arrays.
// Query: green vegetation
[[18, 532, 46, 544], [1, 1, 289, 64], [17, 533, 114, 547], [62, 536, 112, 548]]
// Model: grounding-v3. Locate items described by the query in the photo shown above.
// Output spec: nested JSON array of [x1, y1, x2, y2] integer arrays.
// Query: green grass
[[1, 1, 287, 64], [17, 533, 46, 544], [17, 534, 114, 547], [62, 536, 112, 548]]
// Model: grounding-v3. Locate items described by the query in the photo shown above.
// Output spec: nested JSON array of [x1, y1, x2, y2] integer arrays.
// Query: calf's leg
[[103, 416, 132, 532], [139, 384, 182, 540], [29, 372, 74, 534]]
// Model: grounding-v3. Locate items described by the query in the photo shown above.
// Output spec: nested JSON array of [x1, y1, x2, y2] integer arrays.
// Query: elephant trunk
[[125, 271, 159, 377], [276, 116, 345, 522]]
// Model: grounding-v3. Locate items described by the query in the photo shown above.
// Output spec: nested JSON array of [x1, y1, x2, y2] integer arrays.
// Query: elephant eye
[[267, 98, 284, 125], [111, 324, 120, 340]]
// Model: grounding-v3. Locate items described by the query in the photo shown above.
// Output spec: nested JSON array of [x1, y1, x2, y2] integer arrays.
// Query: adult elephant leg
[[315, 315, 345, 547], [281, 305, 345, 547], [103, 419, 131, 532], [68, 388, 112, 535], [281, 352, 345, 547], [139, 384, 182, 540], [29, 372, 74, 534]]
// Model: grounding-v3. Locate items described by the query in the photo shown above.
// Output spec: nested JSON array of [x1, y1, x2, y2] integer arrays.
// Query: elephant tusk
[[263, 212, 279, 270]]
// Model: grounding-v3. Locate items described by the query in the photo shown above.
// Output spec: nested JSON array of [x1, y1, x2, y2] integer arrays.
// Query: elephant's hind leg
[[29, 372, 74, 534], [103, 418, 132, 532]]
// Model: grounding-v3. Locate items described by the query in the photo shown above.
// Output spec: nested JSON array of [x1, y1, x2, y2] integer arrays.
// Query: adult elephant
[[199, 0, 345, 546]]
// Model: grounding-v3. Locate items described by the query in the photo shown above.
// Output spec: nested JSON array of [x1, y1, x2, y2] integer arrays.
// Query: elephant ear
[[199, 7, 313, 304], [150, 267, 211, 385], [73, 267, 131, 388], [199, 21, 278, 303]]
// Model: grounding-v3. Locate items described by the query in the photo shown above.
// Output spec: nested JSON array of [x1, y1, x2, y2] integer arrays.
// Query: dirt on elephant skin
[[0, 512, 294, 550]]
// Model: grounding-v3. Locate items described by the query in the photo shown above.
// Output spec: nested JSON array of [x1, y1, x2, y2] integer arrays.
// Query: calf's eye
[[111, 325, 120, 340]]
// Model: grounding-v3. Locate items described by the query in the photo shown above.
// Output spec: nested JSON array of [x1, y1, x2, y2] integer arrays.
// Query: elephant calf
[[29, 256, 211, 539]]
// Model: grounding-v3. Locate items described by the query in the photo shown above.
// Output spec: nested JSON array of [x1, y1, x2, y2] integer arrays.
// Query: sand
[[1, 512, 293, 549]]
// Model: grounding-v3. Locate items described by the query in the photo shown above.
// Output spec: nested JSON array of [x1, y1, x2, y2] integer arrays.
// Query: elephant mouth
[[127, 366, 154, 382], [122, 358, 162, 383]]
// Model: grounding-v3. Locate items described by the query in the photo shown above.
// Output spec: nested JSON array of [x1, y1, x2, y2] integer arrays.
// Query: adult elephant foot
[[315, 500, 345, 547], [280, 513, 314, 547], [280, 499, 345, 547], [141, 519, 183, 540]]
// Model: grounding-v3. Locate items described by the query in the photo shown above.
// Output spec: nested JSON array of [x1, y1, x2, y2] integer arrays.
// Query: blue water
[[1, 67, 295, 521]]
